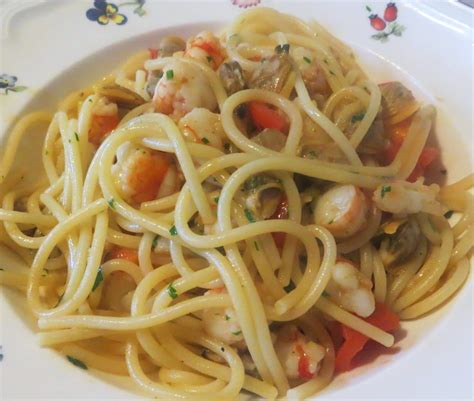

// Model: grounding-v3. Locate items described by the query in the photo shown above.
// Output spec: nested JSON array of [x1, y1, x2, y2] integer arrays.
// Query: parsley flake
[[244, 208, 256, 223], [232, 330, 242, 336], [74, 132, 79, 142], [169, 225, 178, 236], [214, 196, 219, 204], [380, 185, 392, 198], [206, 56, 214, 63], [107, 198, 116, 210], [92, 266, 104, 291], [66, 355, 88, 370], [167, 282, 178, 299], [225, 314, 230, 321], [166, 69, 174, 80], [254, 241, 260, 251], [303, 56, 312, 64], [201, 137, 210, 144]]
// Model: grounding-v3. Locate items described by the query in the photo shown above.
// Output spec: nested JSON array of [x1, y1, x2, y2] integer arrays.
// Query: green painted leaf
[[10, 86, 28, 92]]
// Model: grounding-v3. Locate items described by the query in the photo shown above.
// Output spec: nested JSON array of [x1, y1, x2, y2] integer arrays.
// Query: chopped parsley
[[351, 112, 365, 123], [74, 132, 79, 142], [225, 314, 230, 321], [206, 56, 214, 63], [220, 347, 225, 352], [88, 98, 93, 103], [107, 198, 116, 210], [380, 185, 392, 198], [152, 234, 159, 249], [243, 175, 266, 191], [201, 137, 210, 144], [244, 208, 256, 223], [166, 69, 174, 80], [214, 196, 219, 204], [323, 58, 329, 64], [232, 330, 242, 336], [444, 210, 454, 219], [254, 241, 260, 251], [167, 282, 178, 299], [303, 56, 312, 64], [169, 225, 178, 236], [275, 43, 290, 54], [66, 355, 88, 370], [44, 150, 49, 156], [92, 266, 104, 291], [329, 70, 336, 76]]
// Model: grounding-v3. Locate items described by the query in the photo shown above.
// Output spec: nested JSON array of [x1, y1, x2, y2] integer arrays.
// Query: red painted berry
[[369, 14, 386, 31], [384, 2, 398, 22]]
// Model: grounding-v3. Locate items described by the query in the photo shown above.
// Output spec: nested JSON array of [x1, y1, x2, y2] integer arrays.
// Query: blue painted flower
[[0, 74, 27, 95], [86, 0, 128, 25]]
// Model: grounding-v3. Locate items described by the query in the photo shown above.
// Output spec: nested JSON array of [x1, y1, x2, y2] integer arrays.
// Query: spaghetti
[[0, 7, 472, 400]]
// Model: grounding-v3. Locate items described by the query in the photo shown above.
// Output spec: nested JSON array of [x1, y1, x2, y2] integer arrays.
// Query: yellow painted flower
[[86, 0, 128, 26]]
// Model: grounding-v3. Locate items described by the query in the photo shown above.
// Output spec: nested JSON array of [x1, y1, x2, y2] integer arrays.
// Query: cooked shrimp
[[275, 324, 326, 380], [373, 180, 443, 216], [185, 31, 226, 70], [314, 184, 369, 239], [325, 258, 375, 317], [152, 59, 217, 119], [108, 246, 139, 264], [88, 96, 119, 146], [178, 108, 226, 149], [112, 143, 171, 204], [202, 287, 244, 346]]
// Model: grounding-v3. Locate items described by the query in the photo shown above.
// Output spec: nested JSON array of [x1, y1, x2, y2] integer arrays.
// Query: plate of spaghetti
[[0, 1, 472, 400]]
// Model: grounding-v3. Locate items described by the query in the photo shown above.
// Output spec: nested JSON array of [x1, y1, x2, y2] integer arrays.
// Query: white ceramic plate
[[0, 1, 472, 400]]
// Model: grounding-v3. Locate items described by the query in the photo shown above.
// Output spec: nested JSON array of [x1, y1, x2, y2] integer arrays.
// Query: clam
[[379, 218, 421, 268], [94, 83, 146, 108], [248, 54, 292, 93], [379, 81, 419, 125], [219, 61, 246, 95]]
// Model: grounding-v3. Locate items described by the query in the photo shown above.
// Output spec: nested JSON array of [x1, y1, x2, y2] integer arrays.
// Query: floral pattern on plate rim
[[86, 0, 146, 26], [0, 74, 27, 95], [367, 2, 405, 42], [231, 0, 261, 8]]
